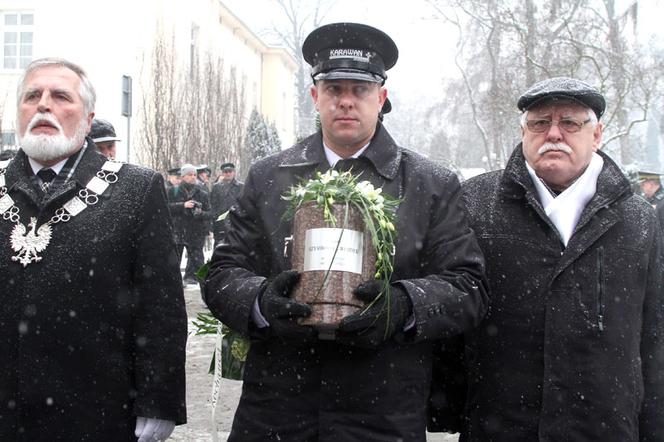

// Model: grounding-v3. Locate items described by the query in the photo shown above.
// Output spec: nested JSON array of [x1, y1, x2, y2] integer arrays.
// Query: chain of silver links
[[0, 166, 120, 227]]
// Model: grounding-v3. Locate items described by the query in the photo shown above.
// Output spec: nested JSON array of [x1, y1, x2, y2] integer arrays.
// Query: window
[[1, 131, 16, 147], [3, 12, 33, 70]]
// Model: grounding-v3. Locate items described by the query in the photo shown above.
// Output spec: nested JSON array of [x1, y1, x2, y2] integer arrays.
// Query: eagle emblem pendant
[[10, 217, 52, 267]]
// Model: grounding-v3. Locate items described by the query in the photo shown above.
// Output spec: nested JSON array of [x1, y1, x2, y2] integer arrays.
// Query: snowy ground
[[170, 252, 458, 441]]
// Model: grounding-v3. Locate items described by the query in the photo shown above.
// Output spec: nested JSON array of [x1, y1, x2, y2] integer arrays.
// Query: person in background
[[639, 170, 664, 206], [0, 57, 186, 441], [639, 170, 664, 226], [209, 162, 243, 246], [166, 166, 181, 191], [196, 164, 212, 190], [89, 118, 120, 160], [458, 77, 664, 441], [167, 163, 211, 286], [203, 23, 488, 441], [0, 149, 17, 161]]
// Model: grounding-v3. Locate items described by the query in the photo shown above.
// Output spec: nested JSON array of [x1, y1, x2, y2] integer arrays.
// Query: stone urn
[[290, 202, 376, 331]]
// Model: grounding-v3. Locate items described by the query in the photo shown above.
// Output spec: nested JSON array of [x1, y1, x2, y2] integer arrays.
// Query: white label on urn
[[303, 228, 364, 274]]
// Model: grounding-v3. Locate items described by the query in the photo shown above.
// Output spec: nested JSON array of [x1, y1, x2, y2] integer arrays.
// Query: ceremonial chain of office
[[0, 159, 123, 267]]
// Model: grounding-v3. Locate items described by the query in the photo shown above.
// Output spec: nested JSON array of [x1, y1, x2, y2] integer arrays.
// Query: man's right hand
[[259, 270, 315, 341], [184, 200, 195, 209]]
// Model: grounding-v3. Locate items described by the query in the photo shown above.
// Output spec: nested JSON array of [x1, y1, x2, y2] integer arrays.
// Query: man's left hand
[[135, 416, 175, 442], [337, 280, 412, 348]]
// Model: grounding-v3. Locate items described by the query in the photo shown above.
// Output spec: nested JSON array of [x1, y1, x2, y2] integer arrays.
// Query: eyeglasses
[[525, 118, 592, 134]]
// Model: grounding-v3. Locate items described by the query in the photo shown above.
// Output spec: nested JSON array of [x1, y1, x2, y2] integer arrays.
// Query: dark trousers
[[176, 238, 205, 280]]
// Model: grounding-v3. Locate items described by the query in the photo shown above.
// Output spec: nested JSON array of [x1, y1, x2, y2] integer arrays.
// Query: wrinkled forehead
[[24, 65, 81, 89], [527, 100, 590, 118]]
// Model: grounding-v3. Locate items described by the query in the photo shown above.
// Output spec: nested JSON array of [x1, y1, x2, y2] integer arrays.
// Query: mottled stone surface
[[291, 202, 376, 327]]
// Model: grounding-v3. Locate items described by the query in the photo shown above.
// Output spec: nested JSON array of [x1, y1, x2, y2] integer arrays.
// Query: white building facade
[[0, 0, 296, 162]]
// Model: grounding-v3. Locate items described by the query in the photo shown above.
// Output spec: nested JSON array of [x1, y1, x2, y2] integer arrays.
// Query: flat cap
[[89, 118, 121, 143], [302, 22, 398, 84], [167, 167, 180, 176], [220, 162, 235, 171], [518, 77, 606, 119]]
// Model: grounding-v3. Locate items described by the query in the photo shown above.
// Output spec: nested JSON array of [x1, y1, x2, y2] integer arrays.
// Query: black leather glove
[[259, 270, 315, 341], [337, 280, 412, 348]]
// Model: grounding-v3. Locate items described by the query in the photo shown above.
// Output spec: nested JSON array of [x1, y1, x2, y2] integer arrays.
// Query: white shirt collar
[[323, 142, 370, 168], [28, 156, 68, 176]]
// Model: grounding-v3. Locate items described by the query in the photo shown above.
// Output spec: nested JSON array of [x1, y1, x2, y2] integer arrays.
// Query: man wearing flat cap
[[456, 77, 664, 440], [203, 22, 488, 441]]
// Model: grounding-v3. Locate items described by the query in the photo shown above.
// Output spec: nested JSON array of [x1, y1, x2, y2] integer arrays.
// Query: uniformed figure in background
[[196, 164, 212, 190], [89, 118, 120, 160], [639, 170, 664, 227], [165, 166, 181, 191], [458, 77, 664, 441], [209, 162, 243, 246], [203, 22, 488, 441], [0, 149, 17, 161]]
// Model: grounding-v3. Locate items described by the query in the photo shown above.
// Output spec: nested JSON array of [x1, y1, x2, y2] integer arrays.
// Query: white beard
[[18, 113, 88, 163]]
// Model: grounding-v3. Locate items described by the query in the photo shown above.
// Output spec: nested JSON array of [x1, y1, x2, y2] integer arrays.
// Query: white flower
[[295, 186, 307, 197], [320, 170, 335, 184]]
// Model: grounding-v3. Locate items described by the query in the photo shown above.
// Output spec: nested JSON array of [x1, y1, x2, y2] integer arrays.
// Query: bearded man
[[0, 58, 187, 441]]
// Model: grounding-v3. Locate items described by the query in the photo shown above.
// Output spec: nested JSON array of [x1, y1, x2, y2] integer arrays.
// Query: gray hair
[[520, 105, 598, 128], [16, 57, 96, 115]]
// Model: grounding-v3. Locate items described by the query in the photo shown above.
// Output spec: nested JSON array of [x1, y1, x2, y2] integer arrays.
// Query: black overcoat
[[204, 124, 489, 441], [0, 145, 187, 441], [167, 182, 211, 244], [460, 147, 664, 441]]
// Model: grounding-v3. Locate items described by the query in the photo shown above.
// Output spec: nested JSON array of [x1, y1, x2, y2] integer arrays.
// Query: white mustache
[[27, 112, 63, 134], [538, 142, 572, 155]]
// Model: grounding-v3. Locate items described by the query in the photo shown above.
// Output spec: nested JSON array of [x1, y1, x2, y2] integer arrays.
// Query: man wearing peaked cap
[[455, 76, 664, 441], [210, 161, 244, 246], [203, 21, 488, 441], [89, 118, 121, 160], [638, 170, 664, 226], [638, 170, 664, 206], [302, 22, 398, 84]]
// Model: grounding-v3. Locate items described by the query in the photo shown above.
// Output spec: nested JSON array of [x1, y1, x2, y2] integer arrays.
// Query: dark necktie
[[334, 158, 361, 173], [37, 168, 57, 192]]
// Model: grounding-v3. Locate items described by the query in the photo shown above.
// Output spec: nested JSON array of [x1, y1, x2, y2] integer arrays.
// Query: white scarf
[[526, 152, 604, 246]]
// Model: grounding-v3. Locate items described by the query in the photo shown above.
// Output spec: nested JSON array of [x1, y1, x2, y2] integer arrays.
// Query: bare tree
[[137, 29, 182, 171], [426, 0, 663, 170], [267, 0, 336, 139], [137, 29, 247, 176]]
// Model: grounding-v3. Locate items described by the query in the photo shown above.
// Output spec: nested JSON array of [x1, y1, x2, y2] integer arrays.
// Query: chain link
[[1, 160, 122, 230], [78, 188, 99, 206], [97, 170, 118, 183], [3, 206, 19, 223], [50, 208, 72, 224]]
